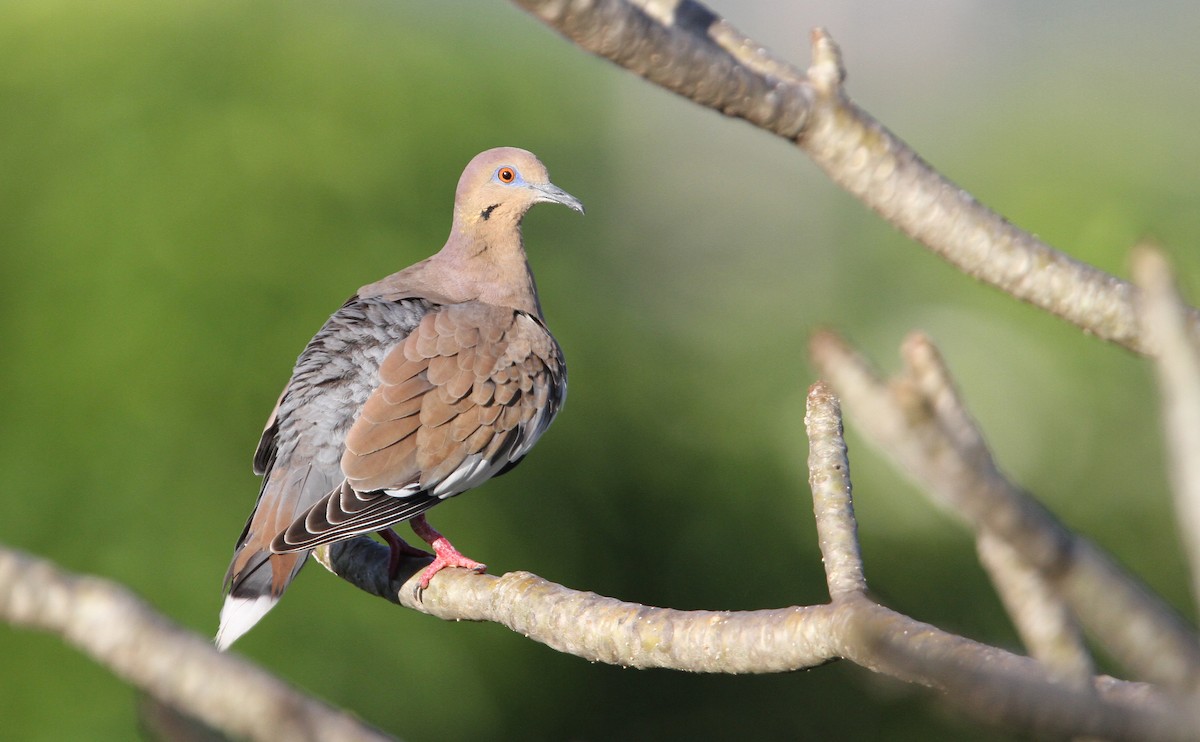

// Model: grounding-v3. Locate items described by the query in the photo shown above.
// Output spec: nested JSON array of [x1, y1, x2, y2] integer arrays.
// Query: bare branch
[[976, 531, 1094, 682], [805, 381, 868, 599], [10, 530, 1190, 740], [1133, 245, 1200, 614], [318, 537, 842, 673], [311, 404, 1195, 741], [892, 328, 1099, 677], [517, 0, 814, 137], [5, 376, 1192, 741], [841, 594, 1195, 742], [512, 0, 1200, 354], [903, 329, 1094, 679], [810, 329, 1200, 690], [0, 545, 393, 742]]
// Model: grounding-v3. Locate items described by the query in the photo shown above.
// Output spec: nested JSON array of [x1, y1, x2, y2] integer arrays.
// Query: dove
[[217, 147, 582, 649]]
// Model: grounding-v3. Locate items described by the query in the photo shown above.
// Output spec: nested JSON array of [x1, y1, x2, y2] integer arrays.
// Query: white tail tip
[[215, 594, 277, 651]]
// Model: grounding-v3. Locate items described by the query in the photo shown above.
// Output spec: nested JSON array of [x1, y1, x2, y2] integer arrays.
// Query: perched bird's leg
[[409, 514, 487, 591], [378, 528, 432, 579]]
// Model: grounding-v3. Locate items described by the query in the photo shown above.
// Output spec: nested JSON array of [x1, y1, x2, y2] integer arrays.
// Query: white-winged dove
[[217, 147, 582, 650]]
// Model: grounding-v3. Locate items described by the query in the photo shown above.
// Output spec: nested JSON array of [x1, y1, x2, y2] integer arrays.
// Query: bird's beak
[[531, 182, 585, 215]]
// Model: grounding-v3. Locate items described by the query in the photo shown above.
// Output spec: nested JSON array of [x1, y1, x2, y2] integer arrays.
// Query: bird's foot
[[409, 515, 487, 595], [417, 539, 487, 591], [379, 528, 433, 580]]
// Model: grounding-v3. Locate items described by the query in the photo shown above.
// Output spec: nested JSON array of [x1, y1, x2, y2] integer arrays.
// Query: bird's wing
[[251, 294, 366, 477], [225, 296, 429, 591], [251, 387, 286, 477], [271, 301, 565, 552]]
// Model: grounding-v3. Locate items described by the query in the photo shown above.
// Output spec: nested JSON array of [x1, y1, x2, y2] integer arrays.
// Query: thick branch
[[516, 0, 813, 137], [512, 0, 1200, 354], [317, 539, 841, 673], [0, 545, 392, 742]]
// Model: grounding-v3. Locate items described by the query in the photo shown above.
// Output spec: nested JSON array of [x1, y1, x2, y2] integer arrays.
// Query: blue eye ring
[[497, 166, 516, 184]]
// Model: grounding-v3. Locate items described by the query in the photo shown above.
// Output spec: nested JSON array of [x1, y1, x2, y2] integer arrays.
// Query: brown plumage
[[217, 147, 582, 649]]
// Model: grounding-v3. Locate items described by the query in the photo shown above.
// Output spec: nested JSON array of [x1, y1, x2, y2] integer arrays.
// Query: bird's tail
[[218, 459, 335, 649], [216, 548, 307, 650]]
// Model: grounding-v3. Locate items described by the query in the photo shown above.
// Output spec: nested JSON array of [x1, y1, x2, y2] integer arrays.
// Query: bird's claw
[[412, 557, 487, 601]]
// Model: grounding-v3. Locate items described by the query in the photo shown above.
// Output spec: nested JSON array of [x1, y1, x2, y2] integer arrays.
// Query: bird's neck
[[357, 214, 545, 317], [433, 225, 543, 316]]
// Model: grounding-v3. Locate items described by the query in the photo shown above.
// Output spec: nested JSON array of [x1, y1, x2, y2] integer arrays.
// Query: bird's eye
[[497, 167, 516, 183]]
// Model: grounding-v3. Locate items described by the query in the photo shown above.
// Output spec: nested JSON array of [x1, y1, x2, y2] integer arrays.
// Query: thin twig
[[902, 333, 1094, 679], [1133, 245, 1200, 614], [805, 381, 868, 599], [976, 530, 1094, 682], [810, 329, 1200, 690]]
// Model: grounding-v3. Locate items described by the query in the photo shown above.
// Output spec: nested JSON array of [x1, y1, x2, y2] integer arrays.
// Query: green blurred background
[[3, 0, 1199, 739]]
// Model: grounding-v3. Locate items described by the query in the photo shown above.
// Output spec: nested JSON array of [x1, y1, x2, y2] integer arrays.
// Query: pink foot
[[379, 528, 433, 580], [409, 515, 487, 591]]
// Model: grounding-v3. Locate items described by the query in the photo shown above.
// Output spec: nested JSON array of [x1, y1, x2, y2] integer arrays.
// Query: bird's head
[[454, 147, 584, 228]]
